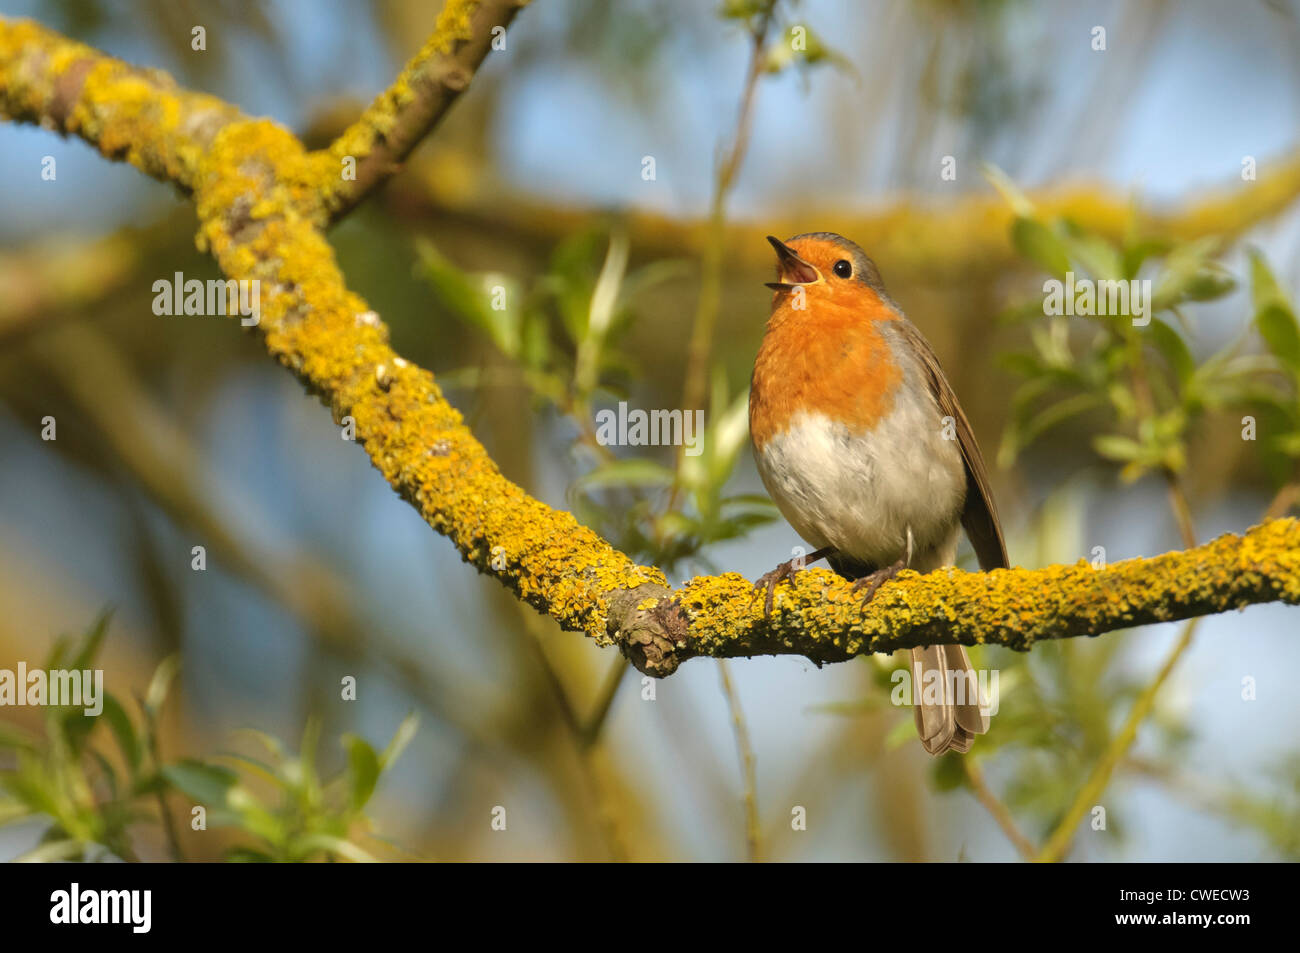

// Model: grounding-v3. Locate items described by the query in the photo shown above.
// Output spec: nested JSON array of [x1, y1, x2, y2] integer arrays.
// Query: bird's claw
[[850, 559, 906, 605], [752, 558, 802, 618]]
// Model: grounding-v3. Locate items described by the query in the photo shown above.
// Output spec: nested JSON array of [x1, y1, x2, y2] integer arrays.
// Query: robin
[[748, 232, 1008, 755]]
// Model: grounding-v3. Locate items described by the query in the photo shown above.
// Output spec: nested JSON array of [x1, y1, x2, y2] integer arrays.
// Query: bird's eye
[[833, 259, 852, 278]]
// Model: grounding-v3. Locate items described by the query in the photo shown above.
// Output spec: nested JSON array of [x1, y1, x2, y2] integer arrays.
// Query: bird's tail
[[909, 644, 989, 755]]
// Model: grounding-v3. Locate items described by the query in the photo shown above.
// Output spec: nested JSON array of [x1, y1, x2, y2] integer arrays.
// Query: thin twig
[[581, 657, 629, 748], [962, 757, 1036, 862], [663, 2, 778, 526], [1165, 471, 1199, 549], [718, 660, 762, 862], [680, 5, 774, 401], [143, 707, 185, 863], [516, 606, 631, 861], [1264, 480, 1300, 521]]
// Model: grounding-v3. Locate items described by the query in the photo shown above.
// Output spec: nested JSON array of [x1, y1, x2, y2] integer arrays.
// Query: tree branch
[[321, 0, 529, 223], [0, 19, 246, 192], [4, 19, 1299, 685]]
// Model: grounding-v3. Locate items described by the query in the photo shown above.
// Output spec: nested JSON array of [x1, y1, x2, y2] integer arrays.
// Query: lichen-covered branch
[[1, 22, 242, 186], [320, 0, 529, 222], [665, 519, 1300, 672], [4, 18, 1299, 684]]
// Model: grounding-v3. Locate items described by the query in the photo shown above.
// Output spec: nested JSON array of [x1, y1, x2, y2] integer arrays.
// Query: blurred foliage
[[0, 615, 415, 862], [0, 613, 146, 862], [1216, 755, 1300, 860], [992, 167, 1300, 492], [419, 228, 777, 570], [161, 710, 418, 863]]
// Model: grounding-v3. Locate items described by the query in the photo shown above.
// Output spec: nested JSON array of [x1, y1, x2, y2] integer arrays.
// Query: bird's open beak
[[765, 236, 820, 290]]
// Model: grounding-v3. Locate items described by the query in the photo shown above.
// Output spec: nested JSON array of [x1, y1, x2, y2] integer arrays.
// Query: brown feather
[[894, 319, 1009, 571]]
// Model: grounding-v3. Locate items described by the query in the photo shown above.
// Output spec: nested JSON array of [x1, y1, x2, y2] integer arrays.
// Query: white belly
[[754, 395, 967, 571]]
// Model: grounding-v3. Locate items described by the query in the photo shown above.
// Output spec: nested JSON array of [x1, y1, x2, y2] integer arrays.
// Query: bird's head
[[765, 232, 895, 315]]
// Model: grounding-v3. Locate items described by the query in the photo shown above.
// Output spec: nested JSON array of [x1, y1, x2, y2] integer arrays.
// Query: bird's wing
[[895, 319, 1009, 571]]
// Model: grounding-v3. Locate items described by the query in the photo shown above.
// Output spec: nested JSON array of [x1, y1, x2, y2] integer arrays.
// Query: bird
[[748, 232, 1008, 755]]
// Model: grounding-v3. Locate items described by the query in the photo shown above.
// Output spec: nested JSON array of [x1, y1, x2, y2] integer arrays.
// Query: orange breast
[[749, 293, 902, 452]]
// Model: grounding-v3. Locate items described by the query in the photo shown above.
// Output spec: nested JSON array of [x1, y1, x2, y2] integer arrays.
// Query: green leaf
[[518, 308, 552, 372], [1248, 247, 1288, 313], [89, 750, 119, 800], [293, 833, 378, 863], [709, 385, 753, 487], [763, 24, 850, 75], [572, 458, 676, 493], [343, 734, 380, 812], [379, 713, 419, 770], [574, 232, 629, 395], [14, 838, 84, 863], [999, 392, 1103, 468], [1107, 380, 1139, 420], [1246, 249, 1300, 376], [0, 799, 33, 826], [230, 729, 287, 763], [1183, 269, 1236, 302], [1, 756, 60, 820], [69, 610, 112, 671], [719, 494, 778, 526], [298, 717, 322, 797], [1011, 217, 1070, 276], [547, 229, 605, 344], [1149, 319, 1195, 388], [144, 655, 180, 715], [418, 240, 520, 357], [225, 846, 275, 862], [162, 760, 237, 806], [1060, 221, 1123, 279], [214, 752, 290, 790], [619, 258, 693, 304], [983, 164, 1036, 218], [1257, 304, 1300, 374], [100, 694, 141, 771], [1122, 237, 1173, 280], [1152, 238, 1234, 310], [1092, 434, 1143, 463], [224, 786, 284, 844]]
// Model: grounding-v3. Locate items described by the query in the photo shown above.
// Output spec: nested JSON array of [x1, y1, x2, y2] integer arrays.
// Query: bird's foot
[[850, 558, 906, 605], [752, 559, 801, 618], [752, 547, 833, 618]]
